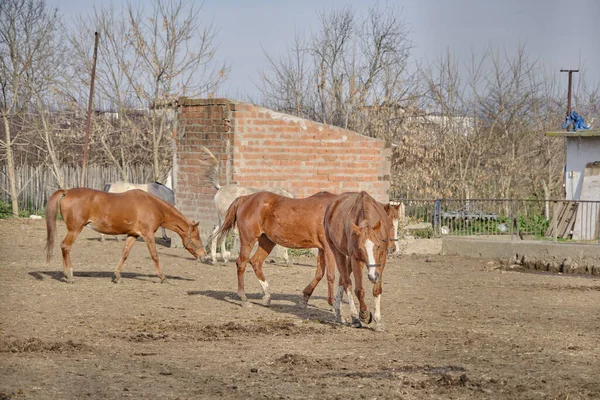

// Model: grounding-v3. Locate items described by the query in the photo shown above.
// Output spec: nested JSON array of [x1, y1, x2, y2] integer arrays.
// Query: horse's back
[[214, 184, 296, 218], [244, 191, 335, 231], [60, 188, 163, 233], [148, 182, 175, 205], [104, 181, 144, 194], [326, 192, 390, 243]]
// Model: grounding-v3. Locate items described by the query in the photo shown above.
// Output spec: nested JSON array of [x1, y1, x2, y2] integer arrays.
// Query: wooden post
[[560, 69, 579, 131], [553, 201, 558, 242], [80, 32, 100, 187]]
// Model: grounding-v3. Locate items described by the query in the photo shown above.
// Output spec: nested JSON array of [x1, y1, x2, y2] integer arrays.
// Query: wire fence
[[394, 198, 600, 245]]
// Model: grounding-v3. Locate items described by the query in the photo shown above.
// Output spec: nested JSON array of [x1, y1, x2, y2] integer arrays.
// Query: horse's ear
[[373, 220, 381, 231], [384, 203, 391, 212], [394, 204, 401, 211], [351, 223, 361, 236], [192, 220, 199, 228]]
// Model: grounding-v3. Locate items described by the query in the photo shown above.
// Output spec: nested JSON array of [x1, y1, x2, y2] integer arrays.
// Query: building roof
[[545, 129, 600, 137]]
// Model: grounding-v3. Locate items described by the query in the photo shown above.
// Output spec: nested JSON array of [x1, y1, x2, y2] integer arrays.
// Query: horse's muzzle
[[367, 264, 380, 283]]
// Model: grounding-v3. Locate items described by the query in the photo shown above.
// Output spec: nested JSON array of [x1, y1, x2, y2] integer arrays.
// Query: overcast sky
[[49, 0, 600, 100]]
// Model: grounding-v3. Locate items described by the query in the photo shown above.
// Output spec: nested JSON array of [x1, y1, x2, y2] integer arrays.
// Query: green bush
[[0, 200, 44, 219], [412, 227, 434, 239], [518, 214, 550, 237]]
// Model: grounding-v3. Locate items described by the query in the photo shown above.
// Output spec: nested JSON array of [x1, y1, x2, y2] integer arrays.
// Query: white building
[[546, 129, 600, 240]]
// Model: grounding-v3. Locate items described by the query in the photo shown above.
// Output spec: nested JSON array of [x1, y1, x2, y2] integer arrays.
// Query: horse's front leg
[[372, 267, 385, 331], [331, 250, 351, 324], [112, 235, 137, 283], [352, 258, 372, 327], [143, 235, 166, 282], [249, 235, 276, 306]]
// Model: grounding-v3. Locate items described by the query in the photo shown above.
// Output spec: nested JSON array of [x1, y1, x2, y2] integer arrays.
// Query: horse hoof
[[64, 278, 74, 284], [374, 323, 385, 332], [159, 275, 167, 283], [241, 301, 252, 308], [262, 295, 272, 307], [359, 310, 373, 324], [351, 317, 362, 328], [111, 275, 121, 284], [299, 297, 309, 309]]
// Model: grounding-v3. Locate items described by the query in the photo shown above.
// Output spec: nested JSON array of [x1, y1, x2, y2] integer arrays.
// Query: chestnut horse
[[102, 181, 175, 242], [213, 191, 338, 307], [200, 146, 295, 264], [324, 191, 391, 331], [45, 188, 206, 283]]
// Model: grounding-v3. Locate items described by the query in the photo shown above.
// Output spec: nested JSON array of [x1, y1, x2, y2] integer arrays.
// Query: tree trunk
[[40, 107, 65, 188], [152, 128, 160, 181], [3, 114, 19, 216]]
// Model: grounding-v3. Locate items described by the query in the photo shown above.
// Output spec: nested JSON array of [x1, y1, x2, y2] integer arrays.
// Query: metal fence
[[396, 198, 600, 245]]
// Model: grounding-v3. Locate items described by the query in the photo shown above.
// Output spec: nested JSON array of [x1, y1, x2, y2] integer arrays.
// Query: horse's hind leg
[[236, 240, 256, 307], [112, 235, 137, 283], [301, 249, 326, 307], [160, 227, 169, 242], [210, 224, 219, 264], [279, 245, 290, 266], [249, 235, 276, 306], [143, 235, 166, 282], [60, 229, 81, 283]]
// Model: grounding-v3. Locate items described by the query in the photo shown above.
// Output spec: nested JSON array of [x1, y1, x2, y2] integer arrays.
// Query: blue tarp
[[562, 110, 591, 131]]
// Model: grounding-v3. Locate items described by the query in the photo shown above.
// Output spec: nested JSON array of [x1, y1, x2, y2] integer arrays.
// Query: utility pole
[[560, 69, 579, 131], [80, 32, 100, 187]]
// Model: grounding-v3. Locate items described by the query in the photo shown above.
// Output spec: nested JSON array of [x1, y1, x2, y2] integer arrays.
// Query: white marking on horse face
[[393, 219, 399, 241], [365, 239, 376, 265], [365, 239, 379, 281], [258, 280, 270, 295]]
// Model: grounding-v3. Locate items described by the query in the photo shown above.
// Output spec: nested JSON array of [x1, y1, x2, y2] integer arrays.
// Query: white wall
[[565, 136, 600, 200]]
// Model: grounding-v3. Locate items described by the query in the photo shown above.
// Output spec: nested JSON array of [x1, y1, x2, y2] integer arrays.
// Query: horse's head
[[184, 221, 206, 260], [384, 203, 402, 253], [351, 219, 387, 283]]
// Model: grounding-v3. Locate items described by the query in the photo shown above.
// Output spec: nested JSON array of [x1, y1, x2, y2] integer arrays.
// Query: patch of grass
[[0, 200, 44, 219], [287, 249, 314, 257], [412, 227, 434, 239]]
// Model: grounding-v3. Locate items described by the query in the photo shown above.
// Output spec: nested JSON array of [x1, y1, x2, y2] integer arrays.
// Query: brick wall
[[173, 98, 391, 242]]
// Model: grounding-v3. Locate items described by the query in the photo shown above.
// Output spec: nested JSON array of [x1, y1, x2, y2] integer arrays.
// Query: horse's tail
[[200, 146, 221, 190], [45, 189, 67, 263], [213, 196, 243, 244]]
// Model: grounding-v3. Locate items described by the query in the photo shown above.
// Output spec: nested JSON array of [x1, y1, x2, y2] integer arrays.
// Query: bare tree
[[258, 4, 416, 133], [70, 0, 229, 181], [0, 0, 63, 214]]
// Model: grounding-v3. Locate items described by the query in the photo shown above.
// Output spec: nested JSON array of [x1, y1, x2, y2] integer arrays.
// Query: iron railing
[[394, 198, 600, 245]]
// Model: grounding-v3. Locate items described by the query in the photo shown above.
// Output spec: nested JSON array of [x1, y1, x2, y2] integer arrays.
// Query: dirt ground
[[1, 218, 599, 400]]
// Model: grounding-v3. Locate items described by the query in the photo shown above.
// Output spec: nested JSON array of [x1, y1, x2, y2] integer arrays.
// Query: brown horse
[[45, 188, 206, 283], [324, 191, 391, 331], [213, 191, 338, 307]]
